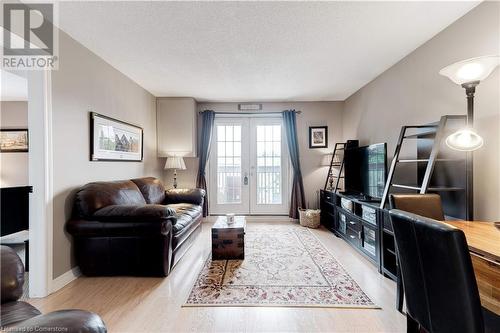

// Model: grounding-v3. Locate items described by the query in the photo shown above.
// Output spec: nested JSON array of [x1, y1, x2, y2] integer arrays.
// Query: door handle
[[243, 172, 249, 185]]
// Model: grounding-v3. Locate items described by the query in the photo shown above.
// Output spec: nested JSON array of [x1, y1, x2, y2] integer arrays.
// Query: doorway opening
[[209, 116, 290, 215]]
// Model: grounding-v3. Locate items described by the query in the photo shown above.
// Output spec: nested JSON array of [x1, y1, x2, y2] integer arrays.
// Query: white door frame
[[208, 114, 290, 215], [209, 117, 250, 214], [27, 70, 53, 298], [249, 117, 289, 215]]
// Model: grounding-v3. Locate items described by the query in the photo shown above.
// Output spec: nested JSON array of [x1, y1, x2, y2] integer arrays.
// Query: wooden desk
[[444, 221, 500, 315]]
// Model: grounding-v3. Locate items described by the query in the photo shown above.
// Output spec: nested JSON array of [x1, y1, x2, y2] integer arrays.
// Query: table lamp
[[439, 55, 499, 151], [164, 156, 186, 189]]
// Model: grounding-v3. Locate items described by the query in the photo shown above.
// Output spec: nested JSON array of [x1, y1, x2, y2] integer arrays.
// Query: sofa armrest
[[66, 218, 173, 237], [1, 246, 25, 303], [164, 188, 206, 205], [66, 205, 175, 238], [11, 309, 107, 333], [92, 204, 176, 223]]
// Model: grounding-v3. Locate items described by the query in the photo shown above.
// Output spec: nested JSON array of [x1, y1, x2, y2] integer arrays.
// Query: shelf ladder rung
[[392, 184, 422, 191], [403, 131, 437, 139], [397, 158, 463, 163], [398, 159, 430, 163], [404, 125, 439, 129], [428, 187, 465, 192]]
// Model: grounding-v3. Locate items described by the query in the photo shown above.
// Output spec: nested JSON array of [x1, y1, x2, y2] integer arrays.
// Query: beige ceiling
[[58, 1, 479, 101]]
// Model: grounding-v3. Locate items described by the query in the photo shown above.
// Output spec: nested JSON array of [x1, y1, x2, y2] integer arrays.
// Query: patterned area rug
[[184, 224, 378, 308]]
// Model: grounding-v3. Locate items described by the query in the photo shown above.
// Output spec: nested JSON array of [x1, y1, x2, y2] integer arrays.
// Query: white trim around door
[[209, 115, 289, 215]]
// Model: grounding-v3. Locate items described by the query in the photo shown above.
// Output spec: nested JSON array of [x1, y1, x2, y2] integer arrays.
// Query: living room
[[0, 1, 499, 332]]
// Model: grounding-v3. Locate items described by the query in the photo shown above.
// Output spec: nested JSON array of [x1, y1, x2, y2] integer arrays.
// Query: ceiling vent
[[238, 103, 262, 111]]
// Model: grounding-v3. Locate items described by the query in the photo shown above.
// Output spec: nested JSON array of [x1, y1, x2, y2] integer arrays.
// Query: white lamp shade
[[439, 55, 500, 85], [445, 128, 484, 152], [164, 156, 186, 170]]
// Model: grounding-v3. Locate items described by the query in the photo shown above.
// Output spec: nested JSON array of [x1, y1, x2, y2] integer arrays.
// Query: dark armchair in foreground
[[0, 245, 106, 332]]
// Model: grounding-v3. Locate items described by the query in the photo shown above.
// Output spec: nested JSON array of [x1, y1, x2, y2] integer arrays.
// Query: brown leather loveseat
[[66, 177, 205, 277], [0, 245, 106, 332]]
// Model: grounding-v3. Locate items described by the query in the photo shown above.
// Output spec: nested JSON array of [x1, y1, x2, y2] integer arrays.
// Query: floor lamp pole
[[463, 82, 478, 221]]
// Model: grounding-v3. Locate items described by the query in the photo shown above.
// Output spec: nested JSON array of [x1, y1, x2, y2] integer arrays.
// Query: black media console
[[320, 190, 397, 280]]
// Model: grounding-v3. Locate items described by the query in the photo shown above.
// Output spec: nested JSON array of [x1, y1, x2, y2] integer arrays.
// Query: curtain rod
[[198, 110, 302, 115]]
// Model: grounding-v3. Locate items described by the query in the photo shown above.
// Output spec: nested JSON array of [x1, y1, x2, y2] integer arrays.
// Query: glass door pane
[[216, 125, 242, 204], [250, 118, 289, 215], [256, 125, 282, 205], [209, 118, 250, 215]]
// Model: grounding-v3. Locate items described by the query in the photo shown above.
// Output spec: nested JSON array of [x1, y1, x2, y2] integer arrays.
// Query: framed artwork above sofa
[[90, 112, 143, 161]]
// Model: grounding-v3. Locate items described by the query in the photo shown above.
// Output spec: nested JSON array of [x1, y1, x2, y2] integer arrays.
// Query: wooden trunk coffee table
[[211, 216, 246, 260]]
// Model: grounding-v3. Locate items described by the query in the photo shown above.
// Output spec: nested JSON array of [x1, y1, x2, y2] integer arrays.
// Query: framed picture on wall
[[0, 129, 29, 152], [309, 126, 328, 148], [90, 112, 143, 161]]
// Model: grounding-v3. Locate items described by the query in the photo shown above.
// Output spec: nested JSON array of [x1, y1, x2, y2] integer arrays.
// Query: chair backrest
[[1, 245, 25, 303], [389, 194, 445, 220], [389, 210, 484, 333]]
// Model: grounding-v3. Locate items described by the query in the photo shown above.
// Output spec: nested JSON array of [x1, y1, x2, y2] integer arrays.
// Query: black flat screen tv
[[344, 143, 387, 201]]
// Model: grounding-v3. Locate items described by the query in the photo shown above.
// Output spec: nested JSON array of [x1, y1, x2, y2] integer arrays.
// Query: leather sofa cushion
[[1, 246, 24, 303], [0, 301, 41, 327], [10, 309, 107, 333], [74, 180, 146, 218], [165, 189, 205, 206], [93, 204, 176, 222], [131, 177, 166, 204], [167, 204, 202, 233]]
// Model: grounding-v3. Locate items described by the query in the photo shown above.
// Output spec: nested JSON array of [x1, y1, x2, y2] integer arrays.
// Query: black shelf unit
[[380, 210, 398, 280], [320, 190, 381, 270]]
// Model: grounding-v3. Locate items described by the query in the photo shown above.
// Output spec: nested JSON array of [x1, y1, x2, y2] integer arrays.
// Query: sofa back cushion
[[74, 180, 146, 218], [131, 177, 166, 204]]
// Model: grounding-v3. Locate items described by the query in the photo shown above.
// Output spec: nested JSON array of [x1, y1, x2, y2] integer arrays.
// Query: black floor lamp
[[439, 55, 499, 220]]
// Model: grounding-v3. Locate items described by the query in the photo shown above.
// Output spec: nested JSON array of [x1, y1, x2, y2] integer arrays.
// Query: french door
[[209, 117, 289, 215]]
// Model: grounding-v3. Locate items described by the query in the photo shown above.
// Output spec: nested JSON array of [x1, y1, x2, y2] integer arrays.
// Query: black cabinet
[[320, 191, 336, 232], [380, 210, 398, 280], [320, 190, 381, 269]]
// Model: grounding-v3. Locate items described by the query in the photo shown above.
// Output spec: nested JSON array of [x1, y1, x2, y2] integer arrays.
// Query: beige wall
[[51, 32, 162, 278], [0, 101, 29, 187], [169, 102, 343, 209], [343, 2, 500, 220]]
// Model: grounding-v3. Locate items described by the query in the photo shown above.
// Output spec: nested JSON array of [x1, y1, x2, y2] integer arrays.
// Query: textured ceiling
[[58, 1, 479, 101]]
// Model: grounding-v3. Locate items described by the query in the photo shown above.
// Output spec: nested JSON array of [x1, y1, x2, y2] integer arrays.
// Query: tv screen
[[344, 143, 387, 200]]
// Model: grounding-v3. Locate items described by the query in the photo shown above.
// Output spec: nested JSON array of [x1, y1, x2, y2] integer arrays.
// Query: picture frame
[[309, 126, 328, 149], [90, 112, 143, 162], [0, 129, 29, 152]]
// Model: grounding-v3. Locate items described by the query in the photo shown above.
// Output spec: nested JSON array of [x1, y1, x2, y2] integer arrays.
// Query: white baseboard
[[51, 266, 81, 293]]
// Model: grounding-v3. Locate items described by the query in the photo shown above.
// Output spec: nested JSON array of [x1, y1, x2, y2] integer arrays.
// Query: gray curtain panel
[[196, 110, 215, 216], [283, 110, 306, 219]]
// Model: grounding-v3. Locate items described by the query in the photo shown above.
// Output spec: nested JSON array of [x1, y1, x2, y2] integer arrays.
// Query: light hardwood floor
[[29, 219, 406, 332]]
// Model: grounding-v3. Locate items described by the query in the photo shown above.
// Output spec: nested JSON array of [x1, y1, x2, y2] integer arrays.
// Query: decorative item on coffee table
[[212, 215, 245, 260]]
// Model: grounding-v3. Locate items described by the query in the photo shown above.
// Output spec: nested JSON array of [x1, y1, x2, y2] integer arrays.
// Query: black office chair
[[389, 209, 484, 333], [389, 194, 446, 313]]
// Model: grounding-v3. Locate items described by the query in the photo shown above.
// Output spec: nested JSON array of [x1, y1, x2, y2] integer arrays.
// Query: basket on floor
[[298, 208, 321, 229]]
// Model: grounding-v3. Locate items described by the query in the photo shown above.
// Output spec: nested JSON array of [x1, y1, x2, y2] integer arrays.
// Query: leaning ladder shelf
[[379, 115, 467, 210], [324, 141, 358, 193], [323, 142, 345, 192]]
